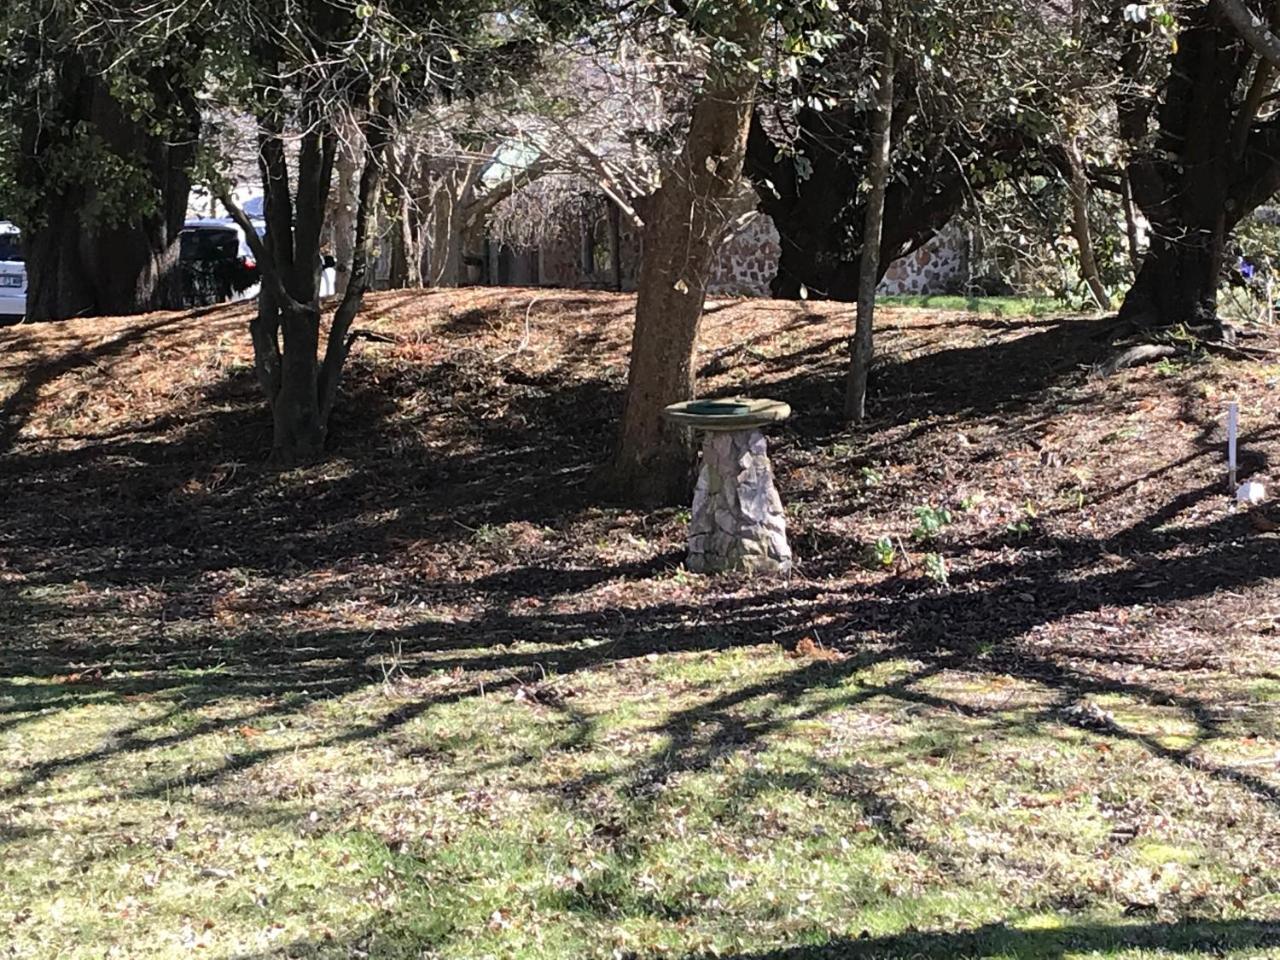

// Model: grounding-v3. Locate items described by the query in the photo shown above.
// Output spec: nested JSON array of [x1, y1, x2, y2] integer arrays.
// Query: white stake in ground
[[1227, 400, 1239, 491]]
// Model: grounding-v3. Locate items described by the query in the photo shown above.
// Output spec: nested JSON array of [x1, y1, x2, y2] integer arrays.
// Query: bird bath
[[662, 398, 793, 577]]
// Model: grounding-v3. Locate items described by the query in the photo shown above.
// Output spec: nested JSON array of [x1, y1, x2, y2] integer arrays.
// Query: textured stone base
[[686, 429, 792, 576]]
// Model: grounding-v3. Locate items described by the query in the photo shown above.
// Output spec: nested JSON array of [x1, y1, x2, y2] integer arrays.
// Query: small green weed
[[912, 505, 953, 542], [923, 552, 949, 584], [1006, 519, 1033, 538], [865, 536, 896, 569]]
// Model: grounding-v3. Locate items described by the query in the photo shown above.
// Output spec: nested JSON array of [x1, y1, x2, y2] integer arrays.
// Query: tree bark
[[1119, 230, 1223, 329], [744, 56, 1029, 302], [1064, 136, 1110, 310], [19, 54, 198, 321], [845, 11, 895, 423], [605, 11, 766, 505], [1217, 0, 1280, 67], [1116, 0, 1280, 330], [224, 90, 395, 465], [329, 113, 363, 297], [425, 163, 468, 287], [1120, 169, 1142, 269]]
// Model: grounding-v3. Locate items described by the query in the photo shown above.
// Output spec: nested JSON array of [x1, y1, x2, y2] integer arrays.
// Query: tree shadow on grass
[[4, 478, 1276, 814], [216, 915, 1280, 959], [0, 304, 1273, 794], [680, 918, 1280, 959]]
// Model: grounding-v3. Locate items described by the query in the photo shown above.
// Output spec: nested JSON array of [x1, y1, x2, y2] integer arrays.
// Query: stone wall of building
[[706, 215, 781, 297], [485, 207, 967, 298], [877, 228, 969, 295]]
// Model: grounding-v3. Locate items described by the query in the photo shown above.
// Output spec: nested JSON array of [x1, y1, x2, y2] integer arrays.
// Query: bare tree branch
[[1218, 0, 1280, 68]]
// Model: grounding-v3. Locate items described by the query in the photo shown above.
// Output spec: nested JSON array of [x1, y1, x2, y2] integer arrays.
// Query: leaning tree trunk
[[845, 9, 894, 423], [20, 55, 197, 320], [1064, 136, 1110, 310], [605, 12, 766, 506]]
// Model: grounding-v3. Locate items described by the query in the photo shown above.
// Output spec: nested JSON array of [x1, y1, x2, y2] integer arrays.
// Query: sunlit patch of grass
[[878, 294, 1073, 317], [5, 633, 1280, 958]]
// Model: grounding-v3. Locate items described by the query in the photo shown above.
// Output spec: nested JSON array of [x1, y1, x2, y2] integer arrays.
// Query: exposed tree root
[[1095, 343, 1178, 376]]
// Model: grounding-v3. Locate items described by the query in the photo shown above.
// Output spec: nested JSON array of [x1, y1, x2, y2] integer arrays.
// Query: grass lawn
[[2, 289, 1280, 958], [878, 294, 1078, 317]]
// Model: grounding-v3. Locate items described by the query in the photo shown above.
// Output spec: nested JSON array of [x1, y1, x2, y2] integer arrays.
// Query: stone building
[[484, 201, 968, 298]]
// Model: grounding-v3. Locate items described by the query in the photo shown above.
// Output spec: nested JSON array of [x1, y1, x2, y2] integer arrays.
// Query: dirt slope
[[2, 288, 1276, 674]]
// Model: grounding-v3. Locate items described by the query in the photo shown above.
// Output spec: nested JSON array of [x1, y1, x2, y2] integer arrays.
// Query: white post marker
[[1228, 401, 1239, 491]]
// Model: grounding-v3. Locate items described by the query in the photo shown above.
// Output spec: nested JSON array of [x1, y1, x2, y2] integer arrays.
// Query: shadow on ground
[[2, 295, 1278, 956]]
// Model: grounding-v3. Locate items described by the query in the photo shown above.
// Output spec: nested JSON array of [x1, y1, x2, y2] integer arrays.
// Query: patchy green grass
[[878, 294, 1077, 317], [4, 634, 1280, 959]]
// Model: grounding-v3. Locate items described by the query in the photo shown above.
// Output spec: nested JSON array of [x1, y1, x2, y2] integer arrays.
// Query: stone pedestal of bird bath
[[662, 398, 793, 577]]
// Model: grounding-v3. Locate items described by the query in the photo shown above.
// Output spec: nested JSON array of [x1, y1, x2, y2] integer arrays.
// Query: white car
[[0, 222, 26, 322], [179, 217, 336, 307]]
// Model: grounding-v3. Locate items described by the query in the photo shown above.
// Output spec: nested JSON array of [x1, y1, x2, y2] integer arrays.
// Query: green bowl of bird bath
[[685, 399, 752, 417], [662, 397, 792, 431]]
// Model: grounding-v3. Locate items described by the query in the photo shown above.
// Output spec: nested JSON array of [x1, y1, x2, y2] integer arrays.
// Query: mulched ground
[[2, 285, 1279, 781]]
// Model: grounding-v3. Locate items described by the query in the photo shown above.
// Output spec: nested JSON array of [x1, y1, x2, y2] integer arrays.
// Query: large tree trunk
[[744, 50, 1029, 302], [271, 302, 327, 465], [1119, 230, 1222, 328], [845, 11, 895, 423], [605, 12, 765, 506], [425, 163, 469, 287], [1115, 0, 1280, 330], [388, 140, 425, 288], [20, 55, 198, 321]]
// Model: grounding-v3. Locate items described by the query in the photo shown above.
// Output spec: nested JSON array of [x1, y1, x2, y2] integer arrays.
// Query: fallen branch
[[343, 328, 398, 351]]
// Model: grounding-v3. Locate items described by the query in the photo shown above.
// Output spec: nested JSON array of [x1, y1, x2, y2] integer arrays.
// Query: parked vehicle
[[0, 221, 26, 322], [179, 217, 336, 308], [179, 218, 261, 307]]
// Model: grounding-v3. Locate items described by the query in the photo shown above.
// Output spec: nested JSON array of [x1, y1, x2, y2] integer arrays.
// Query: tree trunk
[[20, 55, 197, 320], [744, 56, 1029, 303], [845, 12, 894, 423], [388, 140, 425, 288], [271, 302, 326, 465], [1119, 229, 1223, 328], [227, 104, 352, 466], [426, 166, 467, 287], [329, 114, 363, 298], [1115, 0, 1280, 330], [605, 12, 766, 505], [1064, 137, 1110, 310], [1120, 169, 1142, 269], [609, 202, 623, 291]]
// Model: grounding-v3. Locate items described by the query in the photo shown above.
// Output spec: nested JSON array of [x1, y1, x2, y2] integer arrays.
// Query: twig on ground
[[494, 297, 541, 362], [343, 328, 397, 353]]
